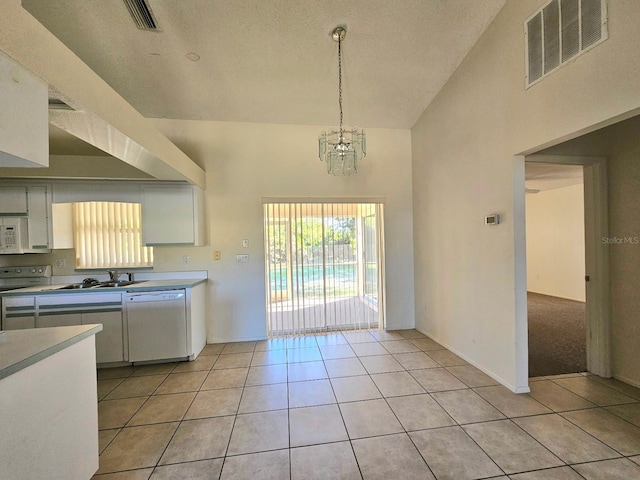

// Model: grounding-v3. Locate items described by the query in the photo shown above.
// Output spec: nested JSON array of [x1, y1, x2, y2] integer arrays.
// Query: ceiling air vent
[[48, 98, 74, 111], [123, 0, 160, 31], [525, 0, 607, 87]]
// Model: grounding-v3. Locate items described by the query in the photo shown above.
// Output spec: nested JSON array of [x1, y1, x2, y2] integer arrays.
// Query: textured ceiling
[[23, 0, 505, 129]]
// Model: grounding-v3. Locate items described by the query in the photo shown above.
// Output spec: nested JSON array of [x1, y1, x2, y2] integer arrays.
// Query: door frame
[[524, 154, 610, 377]]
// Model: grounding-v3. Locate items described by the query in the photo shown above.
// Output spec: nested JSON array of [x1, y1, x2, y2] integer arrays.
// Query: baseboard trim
[[413, 327, 530, 394], [613, 373, 640, 389]]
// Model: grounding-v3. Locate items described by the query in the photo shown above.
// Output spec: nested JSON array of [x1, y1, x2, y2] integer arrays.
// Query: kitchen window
[[73, 201, 153, 269]]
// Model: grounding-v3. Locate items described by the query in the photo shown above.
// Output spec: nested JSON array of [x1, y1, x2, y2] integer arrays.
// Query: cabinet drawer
[[38, 293, 123, 308]]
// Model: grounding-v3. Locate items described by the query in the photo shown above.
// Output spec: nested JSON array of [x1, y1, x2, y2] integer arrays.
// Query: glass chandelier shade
[[318, 27, 366, 176], [319, 128, 366, 176]]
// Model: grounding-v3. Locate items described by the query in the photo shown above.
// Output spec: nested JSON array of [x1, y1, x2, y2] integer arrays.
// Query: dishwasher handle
[[126, 290, 185, 303]]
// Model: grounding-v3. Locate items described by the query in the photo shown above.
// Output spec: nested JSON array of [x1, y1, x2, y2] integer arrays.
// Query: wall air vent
[[525, 0, 607, 88], [123, 0, 160, 31]]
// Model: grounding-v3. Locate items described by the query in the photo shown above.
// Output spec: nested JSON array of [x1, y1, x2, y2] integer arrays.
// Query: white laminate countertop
[[0, 324, 102, 381], [0, 278, 207, 297]]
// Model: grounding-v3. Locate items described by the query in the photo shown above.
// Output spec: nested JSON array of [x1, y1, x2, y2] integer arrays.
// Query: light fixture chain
[[318, 26, 366, 175], [338, 34, 343, 137]]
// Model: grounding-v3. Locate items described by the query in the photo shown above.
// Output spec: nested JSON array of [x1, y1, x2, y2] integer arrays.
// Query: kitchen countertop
[[0, 278, 207, 296], [0, 324, 103, 381]]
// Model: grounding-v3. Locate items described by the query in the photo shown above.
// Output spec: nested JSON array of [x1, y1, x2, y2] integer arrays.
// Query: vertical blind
[[263, 202, 384, 336], [73, 202, 153, 269]]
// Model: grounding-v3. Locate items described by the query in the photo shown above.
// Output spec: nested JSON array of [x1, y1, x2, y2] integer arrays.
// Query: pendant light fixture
[[318, 27, 366, 176]]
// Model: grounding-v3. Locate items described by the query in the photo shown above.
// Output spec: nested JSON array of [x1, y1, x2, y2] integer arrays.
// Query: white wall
[[150, 121, 414, 343], [526, 184, 585, 302], [0, 124, 415, 344], [606, 121, 640, 387], [412, 0, 640, 391], [540, 115, 640, 387]]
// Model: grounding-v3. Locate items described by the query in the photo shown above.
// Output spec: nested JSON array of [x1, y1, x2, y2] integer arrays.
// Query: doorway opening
[[525, 163, 586, 377], [263, 202, 385, 336], [519, 153, 610, 383]]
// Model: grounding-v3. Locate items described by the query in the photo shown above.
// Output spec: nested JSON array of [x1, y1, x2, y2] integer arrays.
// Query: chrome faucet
[[107, 270, 120, 282]]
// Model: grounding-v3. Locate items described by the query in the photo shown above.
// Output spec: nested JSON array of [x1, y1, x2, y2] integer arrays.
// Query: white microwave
[[0, 218, 28, 254]]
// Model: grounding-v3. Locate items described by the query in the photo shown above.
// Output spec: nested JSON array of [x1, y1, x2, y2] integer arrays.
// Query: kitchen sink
[[57, 280, 144, 290], [95, 281, 142, 288], [57, 283, 95, 290]]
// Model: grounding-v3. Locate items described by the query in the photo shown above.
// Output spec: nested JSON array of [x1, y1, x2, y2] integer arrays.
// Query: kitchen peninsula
[[0, 324, 102, 479]]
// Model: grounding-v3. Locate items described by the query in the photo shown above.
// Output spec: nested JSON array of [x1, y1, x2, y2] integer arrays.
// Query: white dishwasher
[[126, 290, 188, 362]]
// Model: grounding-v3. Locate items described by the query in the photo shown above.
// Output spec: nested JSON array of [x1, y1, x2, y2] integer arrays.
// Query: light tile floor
[[93, 330, 640, 479]]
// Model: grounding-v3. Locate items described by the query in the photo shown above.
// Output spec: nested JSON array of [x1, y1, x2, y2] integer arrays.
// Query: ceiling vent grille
[[525, 0, 607, 87], [123, 0, 160, 31], [48, 98, 74, 111]]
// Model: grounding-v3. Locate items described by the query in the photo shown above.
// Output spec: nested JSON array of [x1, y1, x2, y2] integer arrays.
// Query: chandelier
[[318, 27, 366, 176]]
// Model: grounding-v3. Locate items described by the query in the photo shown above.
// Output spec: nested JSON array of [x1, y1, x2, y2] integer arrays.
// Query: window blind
[[263, 202, 385, 336], [73, 201, 153, 269]]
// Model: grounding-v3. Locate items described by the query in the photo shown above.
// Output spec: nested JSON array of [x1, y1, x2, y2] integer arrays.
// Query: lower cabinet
[[83, 310, 124, 363], [38, 312, 82, 328], [2, 315, 36, 330], [1, 296, 36, 330], [21, 293, 126, 364], [2, 284, 206, 364]]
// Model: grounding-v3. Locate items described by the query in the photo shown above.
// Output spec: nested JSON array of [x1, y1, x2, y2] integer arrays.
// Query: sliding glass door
[[264, 202, 385, 336]]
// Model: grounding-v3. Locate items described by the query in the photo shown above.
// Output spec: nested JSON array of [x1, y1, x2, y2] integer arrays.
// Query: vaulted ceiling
[[23, 0, 505, 129]]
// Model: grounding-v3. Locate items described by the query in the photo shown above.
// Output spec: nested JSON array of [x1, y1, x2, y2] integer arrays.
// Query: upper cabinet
[[27, 186, 51, 250], [0, 185, 52, 253], [0, 181, 205, 251], [141, 185, 205, 246], [0, 51, 48, 168], [0, 186, 28, 215]]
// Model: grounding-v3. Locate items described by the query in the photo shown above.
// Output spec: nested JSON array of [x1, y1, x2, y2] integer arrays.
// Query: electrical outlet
[[236, 254, 249, 263], [54, 259, 66, 268], [242, 239, 249, 248], [183, 255, 190, 264], [214, 251, 221, 260]]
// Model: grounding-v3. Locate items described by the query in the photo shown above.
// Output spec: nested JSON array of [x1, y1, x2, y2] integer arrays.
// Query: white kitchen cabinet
[[1, 296, 36, 330], [0, 184, 51, 251], [51, 202, 74, 249], [3, 315, 36, 330], [38, 312, 82, 328], [82, 310, 124, 363], [27, 186, 51, 250], [141, 185, 205, 246], [0, 186, 28, 215], [35, 293, 125, 363]]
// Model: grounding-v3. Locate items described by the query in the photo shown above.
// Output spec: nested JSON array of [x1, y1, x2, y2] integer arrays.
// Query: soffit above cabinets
[[0, 50, 48, 169], [0, 1, 205, 188]]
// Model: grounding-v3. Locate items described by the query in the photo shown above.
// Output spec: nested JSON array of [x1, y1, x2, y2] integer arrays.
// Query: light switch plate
[[236, 254, 249, 263], [242, 239, 249, 248]]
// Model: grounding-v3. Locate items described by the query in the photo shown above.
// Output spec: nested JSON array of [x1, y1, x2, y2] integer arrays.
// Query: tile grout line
[[94, 331, 640, 478]]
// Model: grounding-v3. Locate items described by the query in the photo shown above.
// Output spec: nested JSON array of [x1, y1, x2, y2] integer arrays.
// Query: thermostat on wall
[[485, 214, 500, 225]]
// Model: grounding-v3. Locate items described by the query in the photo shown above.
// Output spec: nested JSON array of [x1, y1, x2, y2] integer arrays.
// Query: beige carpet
[[528, 292, 587, 377]]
